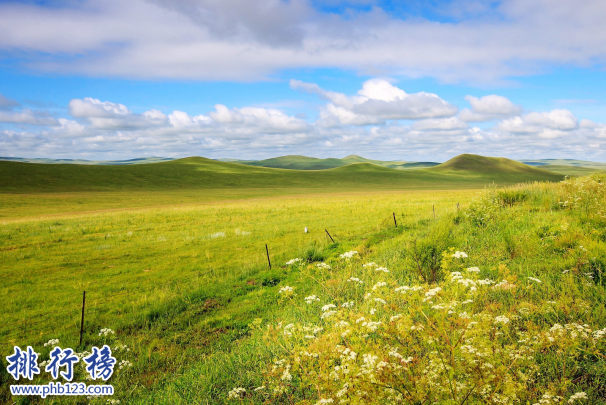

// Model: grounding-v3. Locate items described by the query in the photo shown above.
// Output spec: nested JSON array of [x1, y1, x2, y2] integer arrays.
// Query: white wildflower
[[304, 295, 320, 304], [44, 339, 59, 347], [118, 360, 132, 370], [452, 251, 468, 258], [568, 392, 588, 403], [494, 315, 510, 325], [322, 304, 337, 312], [227, 387, 246, 399], [372, 282, 387, 290], [285, 258, 302, 265], [527, 277, 542, 283], [339, 251, 358, 259], [341, 301, 354, 308], [99, 328, 115, 337], [278, 286, 294, 295], [466, 267, 480, 272], [316, 262, 331, 270]]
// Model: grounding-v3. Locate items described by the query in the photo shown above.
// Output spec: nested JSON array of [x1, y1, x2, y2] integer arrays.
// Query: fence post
[[79, 291, 86, 347], [325, 229, 335, 243], [393, 212, 397, 227], [265, 244, 271, 269]]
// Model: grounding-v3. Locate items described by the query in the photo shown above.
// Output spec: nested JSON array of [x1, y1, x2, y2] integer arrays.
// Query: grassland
[[1, 156, 604, 404], [0, 154, 563, 219]]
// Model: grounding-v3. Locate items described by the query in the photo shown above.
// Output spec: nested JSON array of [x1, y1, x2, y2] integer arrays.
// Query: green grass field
[[1, 155, 604, 404]]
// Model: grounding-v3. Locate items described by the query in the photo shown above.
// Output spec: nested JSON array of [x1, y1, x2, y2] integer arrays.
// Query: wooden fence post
[[265, 244, 271, 269], [79, 291, 86, 347]]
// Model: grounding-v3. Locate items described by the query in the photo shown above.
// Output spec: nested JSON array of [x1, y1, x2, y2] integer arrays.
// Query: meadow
[[0, 156, 605, 404]]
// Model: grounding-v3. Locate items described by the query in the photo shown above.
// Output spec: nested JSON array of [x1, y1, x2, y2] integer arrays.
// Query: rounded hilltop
[[431, 153, 562, 177]]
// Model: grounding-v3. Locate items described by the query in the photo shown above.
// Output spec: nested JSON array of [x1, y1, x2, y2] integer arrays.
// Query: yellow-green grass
[[135, 177, 606, 404], [0, 154, 563, 195], [0, 154, 563, 220], [0, 190, 469, 348], [1, 177, 605, 403]]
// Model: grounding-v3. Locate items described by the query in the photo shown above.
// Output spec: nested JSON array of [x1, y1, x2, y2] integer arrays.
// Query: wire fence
[[4, 203, 462, 351]]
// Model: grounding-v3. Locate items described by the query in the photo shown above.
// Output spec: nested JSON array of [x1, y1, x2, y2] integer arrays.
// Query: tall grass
[[2, 176, 605, 404]]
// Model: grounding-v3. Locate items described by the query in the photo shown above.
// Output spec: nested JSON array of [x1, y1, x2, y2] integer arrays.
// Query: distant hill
[[0, 156, 174, 165], [0, 154, 565, 194], [428, 154, 563, 181], [519, 159, 606, 176], [240, 155, 349, 170], [2, 154, 602, 176], [230, 154, 423, 170]]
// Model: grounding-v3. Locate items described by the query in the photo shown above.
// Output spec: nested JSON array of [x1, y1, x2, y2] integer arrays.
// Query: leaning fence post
[[325, 229, 335, 243], [265, 244, 271, 269], [79, 291, 86, 347]]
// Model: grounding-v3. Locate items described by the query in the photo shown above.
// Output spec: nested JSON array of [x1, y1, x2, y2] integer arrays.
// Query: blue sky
[[1, 0, 605, 161]]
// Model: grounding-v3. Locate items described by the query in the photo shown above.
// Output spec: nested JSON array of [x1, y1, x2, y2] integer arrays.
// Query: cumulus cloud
[[69, 98, 168, 129], [209, 104, 311, 133], [496, 109, 579, 138], [0, 109, 57, 126], [459, 95, 523, 122], [411, 117, 469, 131], [2, 87, 606, 162], [0, 0, 606, 82], [292, 78, 458, 126]]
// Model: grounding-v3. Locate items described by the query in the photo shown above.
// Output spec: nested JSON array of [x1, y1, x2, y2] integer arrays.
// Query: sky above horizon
[[1, 0, 606, 162]]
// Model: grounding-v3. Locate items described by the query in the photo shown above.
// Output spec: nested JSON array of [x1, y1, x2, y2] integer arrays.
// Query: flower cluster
[[278, 286, 294, 295], [43, 338, 59, 347], [99, 328, 115, 337], [256, 251, 604, 404], [227, 387, 246, 399], [286, 258, 303, 265], [339, 251, 358, 259]]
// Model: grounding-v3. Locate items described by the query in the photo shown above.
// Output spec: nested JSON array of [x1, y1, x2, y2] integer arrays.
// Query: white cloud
[[209, 104, 311, 133], [411, 117, 468, 131], [496, 109, 578, 138], [69, 98, 130, 118], [2, 89, 606, 162], [69, 98, 168, 129], [459, 95, 523, 122], [0, 109, 57, 126], [168, 110, 211, 129], [292, 78, 458, 126], [0, 0, 606, 82]]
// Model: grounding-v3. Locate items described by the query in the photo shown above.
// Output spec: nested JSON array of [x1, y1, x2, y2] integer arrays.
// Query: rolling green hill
[[0, 154, 564, 195], [431, 154, 562, 177], [232, 154, 416, 170], [0, 156, 174, 165], [238, 155, 348, 170]]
